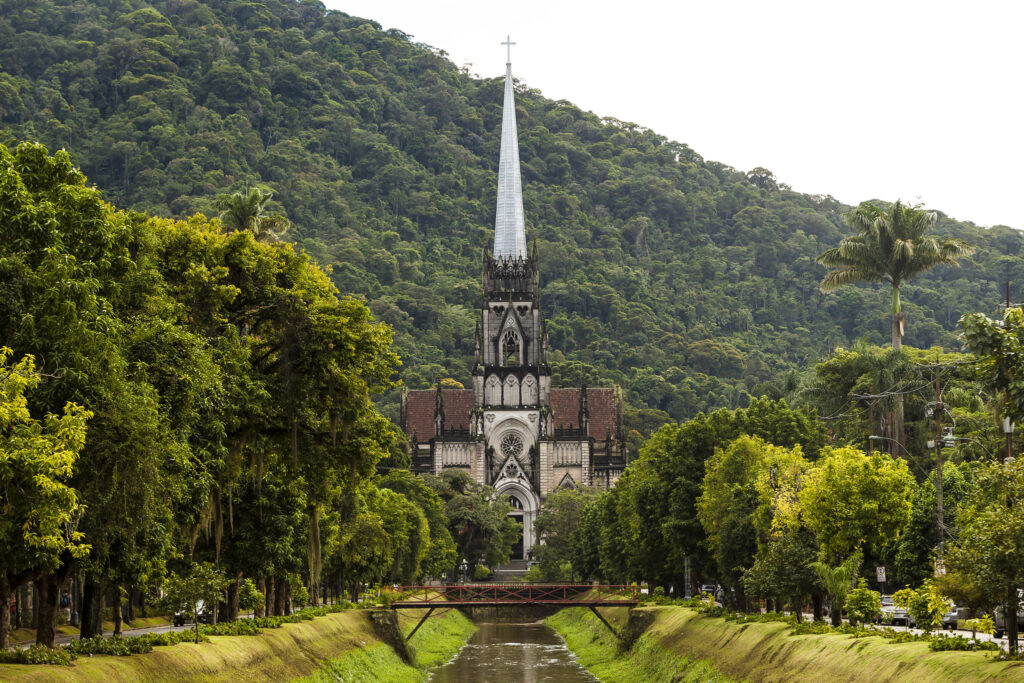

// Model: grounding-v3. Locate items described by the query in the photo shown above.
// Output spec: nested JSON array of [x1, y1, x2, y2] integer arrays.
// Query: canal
[[429, 621, 596, 682]]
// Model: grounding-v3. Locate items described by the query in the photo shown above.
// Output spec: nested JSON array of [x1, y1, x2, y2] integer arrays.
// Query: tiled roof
[[403, 387, 619, 440], [404, 389, 473, 441], [550, 388, 618, 439]]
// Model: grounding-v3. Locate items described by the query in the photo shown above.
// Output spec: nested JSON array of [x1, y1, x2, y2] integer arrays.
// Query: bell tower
[[469, 38, 549, 558]]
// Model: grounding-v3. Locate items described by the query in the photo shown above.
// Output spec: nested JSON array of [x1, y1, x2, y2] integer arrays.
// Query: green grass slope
[[0, 608, 474, 683], [549, 606, 1024, 683]]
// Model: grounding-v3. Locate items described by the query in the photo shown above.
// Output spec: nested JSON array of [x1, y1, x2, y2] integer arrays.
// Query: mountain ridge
[[1, 0, 1019, 438]]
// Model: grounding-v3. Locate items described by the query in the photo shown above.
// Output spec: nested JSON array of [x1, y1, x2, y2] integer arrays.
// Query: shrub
[[0, 644, 76, 665], [473, 565, 492, 582], [928, 635, 999, 652], [846, 579, 882, 626], [200, 619, 262, 636], [288, 574, 310, 609], [64, 635, 153, 656]]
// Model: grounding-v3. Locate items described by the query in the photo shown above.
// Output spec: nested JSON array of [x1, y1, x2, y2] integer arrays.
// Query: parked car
[[879, 595, 913, 626], [173, 600, 214, 627], [942, 607, 967, 630], [993, 606, 1024, 639]]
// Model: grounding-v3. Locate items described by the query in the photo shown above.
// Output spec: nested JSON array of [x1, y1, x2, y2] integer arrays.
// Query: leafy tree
[[238, 578, 264, 618], [799, 447, 913, 564], [0, 349, 91, 649], [904, 580, 950, 632], [378, 470, 457, 579], [426, 470, 518, 576], [532, 487, 600, 582], [697, 436, 777, 606], [160, 563, 229, 643], [945, 458, 1024, 653]]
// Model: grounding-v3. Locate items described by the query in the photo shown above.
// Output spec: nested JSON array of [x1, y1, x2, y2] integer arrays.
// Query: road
[[16, 621, 193, 649]]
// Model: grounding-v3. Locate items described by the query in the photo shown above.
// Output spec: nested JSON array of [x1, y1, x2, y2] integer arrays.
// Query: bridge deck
[[385, 583, 639, 608]]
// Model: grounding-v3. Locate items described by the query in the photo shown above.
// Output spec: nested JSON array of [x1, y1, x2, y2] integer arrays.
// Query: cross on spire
[[501, 35, 516, 64]]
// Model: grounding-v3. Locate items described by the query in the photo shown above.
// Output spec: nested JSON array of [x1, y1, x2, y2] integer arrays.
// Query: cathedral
[[401, 47, 628, 562]]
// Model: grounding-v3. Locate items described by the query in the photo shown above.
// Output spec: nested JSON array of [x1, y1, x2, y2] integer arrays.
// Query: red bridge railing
[[384, 583, 639, 607]]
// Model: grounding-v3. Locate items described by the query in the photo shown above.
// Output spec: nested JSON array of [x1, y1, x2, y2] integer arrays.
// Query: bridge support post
[[588, 605, 618, 638], [407, 606, 435, 642]]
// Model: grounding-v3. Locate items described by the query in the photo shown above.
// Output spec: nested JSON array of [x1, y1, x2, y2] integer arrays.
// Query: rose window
[[500, 431, 524, 459]]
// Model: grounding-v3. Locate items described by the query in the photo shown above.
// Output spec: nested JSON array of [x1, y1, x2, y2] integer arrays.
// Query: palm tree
[[810, 553, 861, 626], [818, 201, 972, 456], [818, 200, 973, 350], [215, 187, 289, 243]]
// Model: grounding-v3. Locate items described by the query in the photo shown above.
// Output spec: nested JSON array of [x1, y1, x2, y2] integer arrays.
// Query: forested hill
[[1, 0, 1020, 432]]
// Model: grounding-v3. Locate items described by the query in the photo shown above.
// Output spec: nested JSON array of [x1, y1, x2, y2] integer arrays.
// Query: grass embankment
[[550, 606, 1024, 682], [547, 607, 736, 683], [303, 608, 475, 681], [0, 608, 474, 682]]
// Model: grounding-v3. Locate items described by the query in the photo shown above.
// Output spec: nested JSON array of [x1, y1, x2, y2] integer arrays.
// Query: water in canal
[[430, 621, 597, 682]]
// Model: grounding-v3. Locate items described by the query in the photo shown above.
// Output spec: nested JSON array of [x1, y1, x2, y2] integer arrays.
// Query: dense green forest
[[2, 0, 1021, 436]]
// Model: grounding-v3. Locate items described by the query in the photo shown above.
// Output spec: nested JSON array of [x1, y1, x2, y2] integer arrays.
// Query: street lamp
[[1004, 417, 1014, 464]]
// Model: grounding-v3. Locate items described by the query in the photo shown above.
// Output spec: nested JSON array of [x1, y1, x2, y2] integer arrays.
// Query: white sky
[[325, 0, 1023, 230]]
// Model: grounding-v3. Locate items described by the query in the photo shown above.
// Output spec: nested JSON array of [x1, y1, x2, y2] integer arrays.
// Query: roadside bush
[[0, 644, 76, 665], [200, 619, 262, 636], [845, 579, 881, 626], [141, 630, 206, 646], [65, 635, 153, 656], [473, 565, 492, 581], [790, 620, 834, 635], [928, 635, 999, 652]]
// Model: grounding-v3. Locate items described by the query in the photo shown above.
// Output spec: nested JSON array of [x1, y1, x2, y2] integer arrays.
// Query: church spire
[[493, 36, 527, 260]]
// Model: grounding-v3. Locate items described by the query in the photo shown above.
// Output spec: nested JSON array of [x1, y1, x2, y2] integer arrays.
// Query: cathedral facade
[[401, 51, 627, 562]]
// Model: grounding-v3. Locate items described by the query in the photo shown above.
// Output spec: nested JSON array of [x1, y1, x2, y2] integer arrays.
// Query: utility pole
[[934, 370, 944, 563], [867, 402, 874, 455]]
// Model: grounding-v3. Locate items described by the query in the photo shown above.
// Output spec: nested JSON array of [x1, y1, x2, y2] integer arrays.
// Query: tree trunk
[[256, 577, 266, 618], [273, 576, 285, 617], [830, 601, 842, 627], [112, 585, 123, 636], [0, 574, 11, 650], [127, 588, 136, 624], [812, 593, 823, 622], [225, 573, 240, 622], [308, 506, 322, 607], [792, 595, 803, 622], [80, 578, 104, 638], [35, 572, 59, 648], [1008, 586, 1019, 655], [891, 304, 906, 456]]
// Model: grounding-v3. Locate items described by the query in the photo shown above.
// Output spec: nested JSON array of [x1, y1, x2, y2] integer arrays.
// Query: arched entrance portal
[[508, 493, 525, 559], [493, 461, 540, 561]]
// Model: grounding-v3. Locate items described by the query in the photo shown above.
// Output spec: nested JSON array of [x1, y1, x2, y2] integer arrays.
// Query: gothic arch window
[[522, 374, 538, 404], [503, 374, 520, 407], [485, 374, 501, 405], [508, 494, 524, 510], [502, 329, 521, 366]]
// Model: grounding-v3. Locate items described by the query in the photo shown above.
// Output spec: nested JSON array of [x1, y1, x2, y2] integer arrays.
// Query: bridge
[[384, 584, 639, 640]]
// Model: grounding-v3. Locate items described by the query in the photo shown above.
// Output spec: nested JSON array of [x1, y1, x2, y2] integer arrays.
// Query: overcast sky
[[326, 1, 1023, 230]]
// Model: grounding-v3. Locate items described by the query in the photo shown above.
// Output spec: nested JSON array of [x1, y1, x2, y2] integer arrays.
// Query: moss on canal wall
[[0, 608, 475, 682], [303, 608, 476, 681], [547, 606, 736, 683], [549, 606, 1024, 683]]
